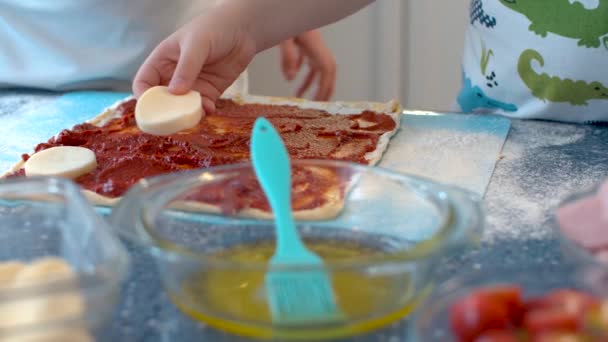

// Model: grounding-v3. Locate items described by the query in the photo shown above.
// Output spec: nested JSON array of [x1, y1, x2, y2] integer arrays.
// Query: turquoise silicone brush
[[250, 117, 343, 325]]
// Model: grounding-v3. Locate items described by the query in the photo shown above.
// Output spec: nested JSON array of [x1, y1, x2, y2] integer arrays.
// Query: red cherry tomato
[[448, 286, 605, 341], [523, 308, 580, 334], [450, 292, 513, 341], [477, 286, 525, 322], [474, 330, 521, 342], [475, 286, 522, 303], [524, 298, 546, 312], [531, 331, 591, 342], [540, 289, 600, 315]]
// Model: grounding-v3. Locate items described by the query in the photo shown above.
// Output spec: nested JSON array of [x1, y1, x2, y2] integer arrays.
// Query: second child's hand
[[280, 30, 336, 101]]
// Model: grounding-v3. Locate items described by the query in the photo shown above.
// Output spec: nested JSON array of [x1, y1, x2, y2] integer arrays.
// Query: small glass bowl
[[413, 264, 608, 341], [554, 182, 608, 268], [0, 176, 129, 340], [110, 159, 483, 340]]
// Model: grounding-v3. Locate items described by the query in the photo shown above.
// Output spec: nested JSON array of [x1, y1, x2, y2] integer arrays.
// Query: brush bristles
[[266, 272, 342, 324]]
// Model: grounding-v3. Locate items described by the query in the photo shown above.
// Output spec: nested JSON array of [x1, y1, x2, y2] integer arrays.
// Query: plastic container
[[0, 176, 129, 340], [110, 159, 483, 340]]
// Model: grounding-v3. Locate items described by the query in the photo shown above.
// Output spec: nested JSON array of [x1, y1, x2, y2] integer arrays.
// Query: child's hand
[[132, 0, 372, 113], [132, 6, 256, 114], [279, 30, 336, 101]]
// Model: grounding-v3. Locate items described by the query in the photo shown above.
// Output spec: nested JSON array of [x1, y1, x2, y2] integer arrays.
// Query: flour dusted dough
[[24, 146, 97, 179], [3, 94, 402, 220], [135, 86, 203, 136]]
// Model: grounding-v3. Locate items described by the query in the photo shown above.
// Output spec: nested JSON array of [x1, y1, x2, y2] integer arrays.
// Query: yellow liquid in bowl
[[168, 239, 430, 340]]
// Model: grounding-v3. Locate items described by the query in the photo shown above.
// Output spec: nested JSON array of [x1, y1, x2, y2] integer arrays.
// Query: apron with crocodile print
[[459, 0, 608, 123]]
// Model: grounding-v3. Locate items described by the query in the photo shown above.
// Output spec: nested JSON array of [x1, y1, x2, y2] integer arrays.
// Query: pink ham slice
[[556, 194, 608, 251], [595, 250, 608, 264], [600, 180, 608, 223]]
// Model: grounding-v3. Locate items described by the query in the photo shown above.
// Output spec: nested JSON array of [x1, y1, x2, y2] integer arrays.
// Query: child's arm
[[133, 0, 373, 112], [237, 0, 374, 52]]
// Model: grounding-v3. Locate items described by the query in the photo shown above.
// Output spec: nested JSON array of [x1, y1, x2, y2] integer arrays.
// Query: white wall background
[[248, 0, 469, 112]]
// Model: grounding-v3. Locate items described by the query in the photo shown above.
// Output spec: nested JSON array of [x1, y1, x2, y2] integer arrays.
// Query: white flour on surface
[[0, 94, 45, 116], [0, 95, 72, 172], [482, 121, 607, 243], [380, 125, 505, 196], [512, 121, 587, 148]]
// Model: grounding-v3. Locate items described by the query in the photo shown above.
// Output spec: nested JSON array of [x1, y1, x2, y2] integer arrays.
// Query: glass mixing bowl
[[109, 159, 483, 340], [0, 176, 129, 340]]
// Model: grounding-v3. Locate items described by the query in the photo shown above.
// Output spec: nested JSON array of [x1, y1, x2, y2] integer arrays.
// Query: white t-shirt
[[459, 0, 608, 123], [0, 0, 247, 94]]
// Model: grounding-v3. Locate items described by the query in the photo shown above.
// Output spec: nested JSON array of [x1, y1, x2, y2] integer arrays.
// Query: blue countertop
[[1, 90, 607, 341]]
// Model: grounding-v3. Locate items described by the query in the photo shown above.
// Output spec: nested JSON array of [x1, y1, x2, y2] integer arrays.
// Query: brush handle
[[251, 118, 308, 258]]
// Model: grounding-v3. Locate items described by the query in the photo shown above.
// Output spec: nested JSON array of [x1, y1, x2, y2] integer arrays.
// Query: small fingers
[[296, 47, 305, 72], [191, 78, 223, 114], [132, 40, 176, 97], [202, 97, 216, 114], [169, 38, 209, 95], [314, 60, 337, 101], [292, 30, 337, 101], [280, 39, 301, 81], [132, 72, 159, 98], [296, 68, 317, 98], [302, 37, 336, 101]]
